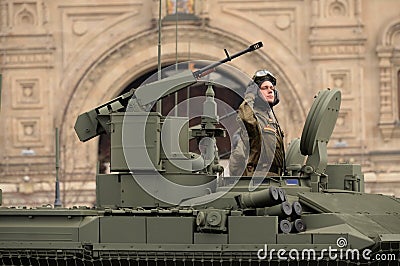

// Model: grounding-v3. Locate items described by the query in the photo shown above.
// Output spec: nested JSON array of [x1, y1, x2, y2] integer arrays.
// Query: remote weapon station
[[0, 42, 399, 265]]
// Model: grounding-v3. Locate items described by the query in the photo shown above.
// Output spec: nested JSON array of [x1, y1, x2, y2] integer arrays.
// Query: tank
[[0, 42, 399, 265]]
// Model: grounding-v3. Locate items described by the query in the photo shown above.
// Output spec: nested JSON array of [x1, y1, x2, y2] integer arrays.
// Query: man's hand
[[245, 81, 259, 96], [244, 81, 258, 105]]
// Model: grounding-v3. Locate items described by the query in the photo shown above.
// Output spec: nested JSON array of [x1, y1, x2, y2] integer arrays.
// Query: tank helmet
[[252, 69, 277, 87], [251, 69, 280, 107]]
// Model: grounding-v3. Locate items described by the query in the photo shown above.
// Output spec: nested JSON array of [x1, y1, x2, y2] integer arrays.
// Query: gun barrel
[[291, 201, 303, 218], [265, 201, 292, 218], [277, 187, 287, 202], [291, 218, 306, 233], [193, 42, 263, 78], [279, 219, 292, 234], [236, 186, 279, 209]]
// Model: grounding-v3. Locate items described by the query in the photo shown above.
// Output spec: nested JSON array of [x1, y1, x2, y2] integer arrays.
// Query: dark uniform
[[229, 71, 284, 177]]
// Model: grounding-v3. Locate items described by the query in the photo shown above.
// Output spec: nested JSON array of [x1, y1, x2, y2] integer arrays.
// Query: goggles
[[253, 70, 276, 86]]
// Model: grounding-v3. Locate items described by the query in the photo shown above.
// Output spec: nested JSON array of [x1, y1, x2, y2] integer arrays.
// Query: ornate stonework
[[376, 19, 400, 141]]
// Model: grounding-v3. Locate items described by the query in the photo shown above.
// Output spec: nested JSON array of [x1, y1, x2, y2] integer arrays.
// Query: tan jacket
[[229, 96, 284, 176]]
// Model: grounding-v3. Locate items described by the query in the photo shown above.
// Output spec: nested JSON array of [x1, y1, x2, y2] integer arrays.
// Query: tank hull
[[1, 193, 399, 265]]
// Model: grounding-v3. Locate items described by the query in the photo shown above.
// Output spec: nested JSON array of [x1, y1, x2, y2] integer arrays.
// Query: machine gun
[[73, 42, 264, 207], [74, 42, 263, 142]]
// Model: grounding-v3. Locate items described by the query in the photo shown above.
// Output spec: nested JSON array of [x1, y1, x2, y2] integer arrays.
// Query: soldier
[[229, 70, 285, 177]]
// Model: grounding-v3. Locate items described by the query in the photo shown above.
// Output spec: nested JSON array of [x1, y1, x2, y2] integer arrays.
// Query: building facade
[[0, 0, 400, 207]]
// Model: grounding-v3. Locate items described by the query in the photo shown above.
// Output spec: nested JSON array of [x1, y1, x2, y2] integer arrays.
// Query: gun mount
[[74, 42, 263, 142], [0, 42, 399, 265]]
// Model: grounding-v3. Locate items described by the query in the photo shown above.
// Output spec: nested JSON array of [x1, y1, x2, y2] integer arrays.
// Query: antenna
[[157, 0, 162, 80], [175, 0, 178, 71], [0, 74, 2, 111], [174, 0, 178, 116], [54, 127, 62, 207], [156, 0, 162, 112]]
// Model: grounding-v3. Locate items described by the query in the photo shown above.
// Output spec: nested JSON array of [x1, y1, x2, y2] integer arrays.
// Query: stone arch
[[381, 19, 400, 47], [59, 25, 308, 180]]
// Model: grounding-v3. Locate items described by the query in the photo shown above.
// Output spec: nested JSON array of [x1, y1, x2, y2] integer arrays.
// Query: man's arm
[[237, 99, 261, 173]]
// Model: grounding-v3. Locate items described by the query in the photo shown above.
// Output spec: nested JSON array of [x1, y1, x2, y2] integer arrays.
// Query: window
[[166, 0, 195, 15]]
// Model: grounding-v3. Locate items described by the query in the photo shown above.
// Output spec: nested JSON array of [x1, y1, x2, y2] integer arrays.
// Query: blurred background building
[[0, 0, 400, 207]]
